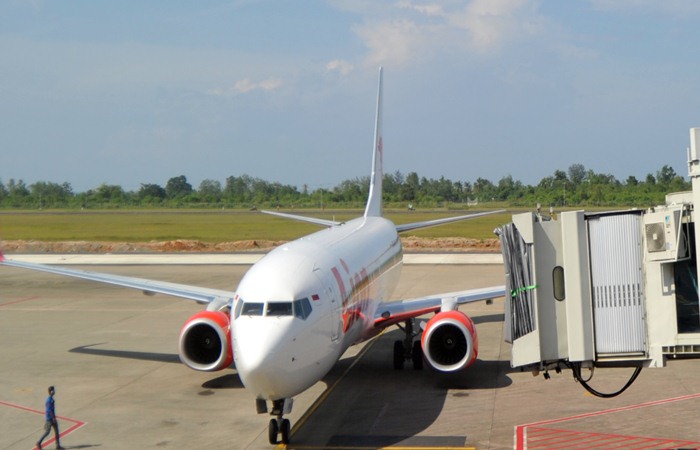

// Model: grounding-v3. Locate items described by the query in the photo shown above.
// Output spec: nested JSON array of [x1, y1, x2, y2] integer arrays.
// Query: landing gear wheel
[[393, 340, 404, 370], [412, 340, 423, 370], [280, 418, 291, 444], [268, 419, 279, 444]]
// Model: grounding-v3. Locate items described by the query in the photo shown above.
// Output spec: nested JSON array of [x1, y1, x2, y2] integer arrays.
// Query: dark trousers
[[37, 419, 60, 446]]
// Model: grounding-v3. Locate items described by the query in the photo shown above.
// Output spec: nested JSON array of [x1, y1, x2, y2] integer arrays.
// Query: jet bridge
[[498, 128, 700, 396]]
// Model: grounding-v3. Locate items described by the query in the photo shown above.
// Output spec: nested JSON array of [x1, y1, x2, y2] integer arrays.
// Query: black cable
[[567, 362, 642, 398]]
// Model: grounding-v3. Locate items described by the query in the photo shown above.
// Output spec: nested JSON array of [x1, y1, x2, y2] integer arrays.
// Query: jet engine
[[179, 310, 233, 372], [421, 310, 478, 372]]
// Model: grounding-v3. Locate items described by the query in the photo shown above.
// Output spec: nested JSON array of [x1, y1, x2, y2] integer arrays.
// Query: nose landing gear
[[258, 398, 293, 445], [268, 417, 291, 445]]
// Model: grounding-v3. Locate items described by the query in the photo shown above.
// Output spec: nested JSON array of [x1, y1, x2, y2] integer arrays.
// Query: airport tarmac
[[3, 260, 700, 449]]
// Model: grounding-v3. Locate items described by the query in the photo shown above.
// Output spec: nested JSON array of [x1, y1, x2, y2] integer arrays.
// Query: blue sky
[[3, 0, 700, 192]]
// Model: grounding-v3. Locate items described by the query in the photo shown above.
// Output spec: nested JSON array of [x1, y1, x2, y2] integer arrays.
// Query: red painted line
[[0, 400, 86, 448], [577, 434, 635, 448], [0, 296, 40, 307], [530, 430, 587, 448], [515, 392, 700, 449], [340, 258, 350, 274], [331, 266, 347, 302]]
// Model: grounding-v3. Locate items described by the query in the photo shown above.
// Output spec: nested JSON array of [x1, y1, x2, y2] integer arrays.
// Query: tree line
[[0, 164, 689, 209]]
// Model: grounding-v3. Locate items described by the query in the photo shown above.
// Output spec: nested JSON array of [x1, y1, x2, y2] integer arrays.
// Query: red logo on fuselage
[[331, 260, 372, 334]]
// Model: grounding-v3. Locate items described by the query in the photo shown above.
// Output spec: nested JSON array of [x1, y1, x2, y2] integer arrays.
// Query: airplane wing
[[260, 210, 342, 227], [0, 255, 235, 306], [395, 210, 505, 233], [373, 285, 505, 329]]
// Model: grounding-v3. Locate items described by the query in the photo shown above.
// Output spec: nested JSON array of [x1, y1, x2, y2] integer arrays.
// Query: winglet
[[364, 67, 384, 218]]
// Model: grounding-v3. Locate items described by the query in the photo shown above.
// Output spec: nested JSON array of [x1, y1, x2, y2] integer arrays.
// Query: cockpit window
[[267, 302, 293, 316], [241, 302, 264, 316], [234, 298, 313, 320], [294, 298, 312, 320], [233, 298, 244, 318]]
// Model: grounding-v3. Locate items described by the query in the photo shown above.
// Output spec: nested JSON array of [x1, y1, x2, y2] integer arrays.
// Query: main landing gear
[[393, 319, 423, 370], [258, 398, 293, 445]]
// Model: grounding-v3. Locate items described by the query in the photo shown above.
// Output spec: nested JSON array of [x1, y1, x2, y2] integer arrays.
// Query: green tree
[[138, 183, 166, 202], [400, 172, 419, 201], [93, 184, 127, 205], [473, 177, 496, 202], [656, 165, 677, 186], [30, 181, 73, 207], [198, 179, 222, 203], [568, 164, 586, 185], [166, 175, 193, 199]]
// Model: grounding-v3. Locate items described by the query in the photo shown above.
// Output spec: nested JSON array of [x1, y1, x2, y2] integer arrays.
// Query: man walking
[[36, 386, 64, 450]]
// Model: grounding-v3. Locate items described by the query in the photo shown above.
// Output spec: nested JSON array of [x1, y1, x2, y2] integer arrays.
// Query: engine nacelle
[[421, 310, 478, 372], [179, 310, 233, 372]]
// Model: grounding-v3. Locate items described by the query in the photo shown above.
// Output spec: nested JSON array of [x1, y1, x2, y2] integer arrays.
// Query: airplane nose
[[233, 319, 298, 399]]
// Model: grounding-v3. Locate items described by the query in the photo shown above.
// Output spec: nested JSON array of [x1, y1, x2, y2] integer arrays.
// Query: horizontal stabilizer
[[261, 210, 342, 227], [396, 209, 505, 233]]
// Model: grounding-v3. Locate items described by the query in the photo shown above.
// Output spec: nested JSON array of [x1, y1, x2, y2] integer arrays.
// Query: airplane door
[[320, 271, 342, 342]]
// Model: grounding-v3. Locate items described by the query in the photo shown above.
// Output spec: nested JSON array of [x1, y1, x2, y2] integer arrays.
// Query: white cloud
[[350, 0, 544, 67], [452, 0, 535, 52], [257, 78, 282, 91], [587, 0, 700, 16], [326, 59, 355, 75], [208, 77, 283, 96], [355, 19, 433, 67], [396, 1, 444, 17]]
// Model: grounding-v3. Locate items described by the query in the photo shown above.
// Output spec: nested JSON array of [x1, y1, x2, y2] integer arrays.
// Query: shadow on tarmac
[[472, 313, 505, 325], [291, 328, 513, 448], [69, 343, 245, 390], [69, 343, 180, 363], [201, 373, 244, 389]]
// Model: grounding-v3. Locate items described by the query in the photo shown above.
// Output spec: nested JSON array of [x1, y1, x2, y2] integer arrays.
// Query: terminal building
[[499, 128, 700, 395]]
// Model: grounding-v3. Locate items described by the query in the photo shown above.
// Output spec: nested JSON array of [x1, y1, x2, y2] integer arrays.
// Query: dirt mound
[[3, 237, 500, 254], [401, 236, 500, 252]]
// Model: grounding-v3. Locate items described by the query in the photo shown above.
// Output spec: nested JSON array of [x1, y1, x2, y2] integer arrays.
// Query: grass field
[[0, 209, 510, 242]]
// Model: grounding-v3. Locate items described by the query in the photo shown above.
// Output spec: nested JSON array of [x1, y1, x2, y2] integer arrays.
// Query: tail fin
[[364, 67, 384, 218]]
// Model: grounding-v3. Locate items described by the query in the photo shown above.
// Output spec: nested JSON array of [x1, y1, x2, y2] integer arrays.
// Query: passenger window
[[241, 302, 264, 316], [267, 302, 293, 316], [294, 298, 312, 320]]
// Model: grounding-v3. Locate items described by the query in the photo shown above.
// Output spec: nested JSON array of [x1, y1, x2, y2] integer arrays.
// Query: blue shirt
[[45, 396, 55, 421]]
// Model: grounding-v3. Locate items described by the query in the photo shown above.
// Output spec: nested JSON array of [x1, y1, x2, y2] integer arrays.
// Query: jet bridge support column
[[689, 128, 700, 274]]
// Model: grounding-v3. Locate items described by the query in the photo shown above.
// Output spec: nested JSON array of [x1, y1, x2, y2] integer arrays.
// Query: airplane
[[0, 68, 505, 445]]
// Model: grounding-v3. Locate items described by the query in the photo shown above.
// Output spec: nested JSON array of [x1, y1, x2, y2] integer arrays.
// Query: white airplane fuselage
[[232, 215, 402, 400]]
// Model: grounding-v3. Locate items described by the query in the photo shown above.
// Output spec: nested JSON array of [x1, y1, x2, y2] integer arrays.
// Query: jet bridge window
[[294, 298, 312, 320], [267, 302, 293, 316]]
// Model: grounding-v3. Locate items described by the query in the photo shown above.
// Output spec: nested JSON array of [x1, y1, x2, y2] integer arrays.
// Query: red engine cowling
[[421, 310, 478, 372], [178, 310, 233, 372]]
